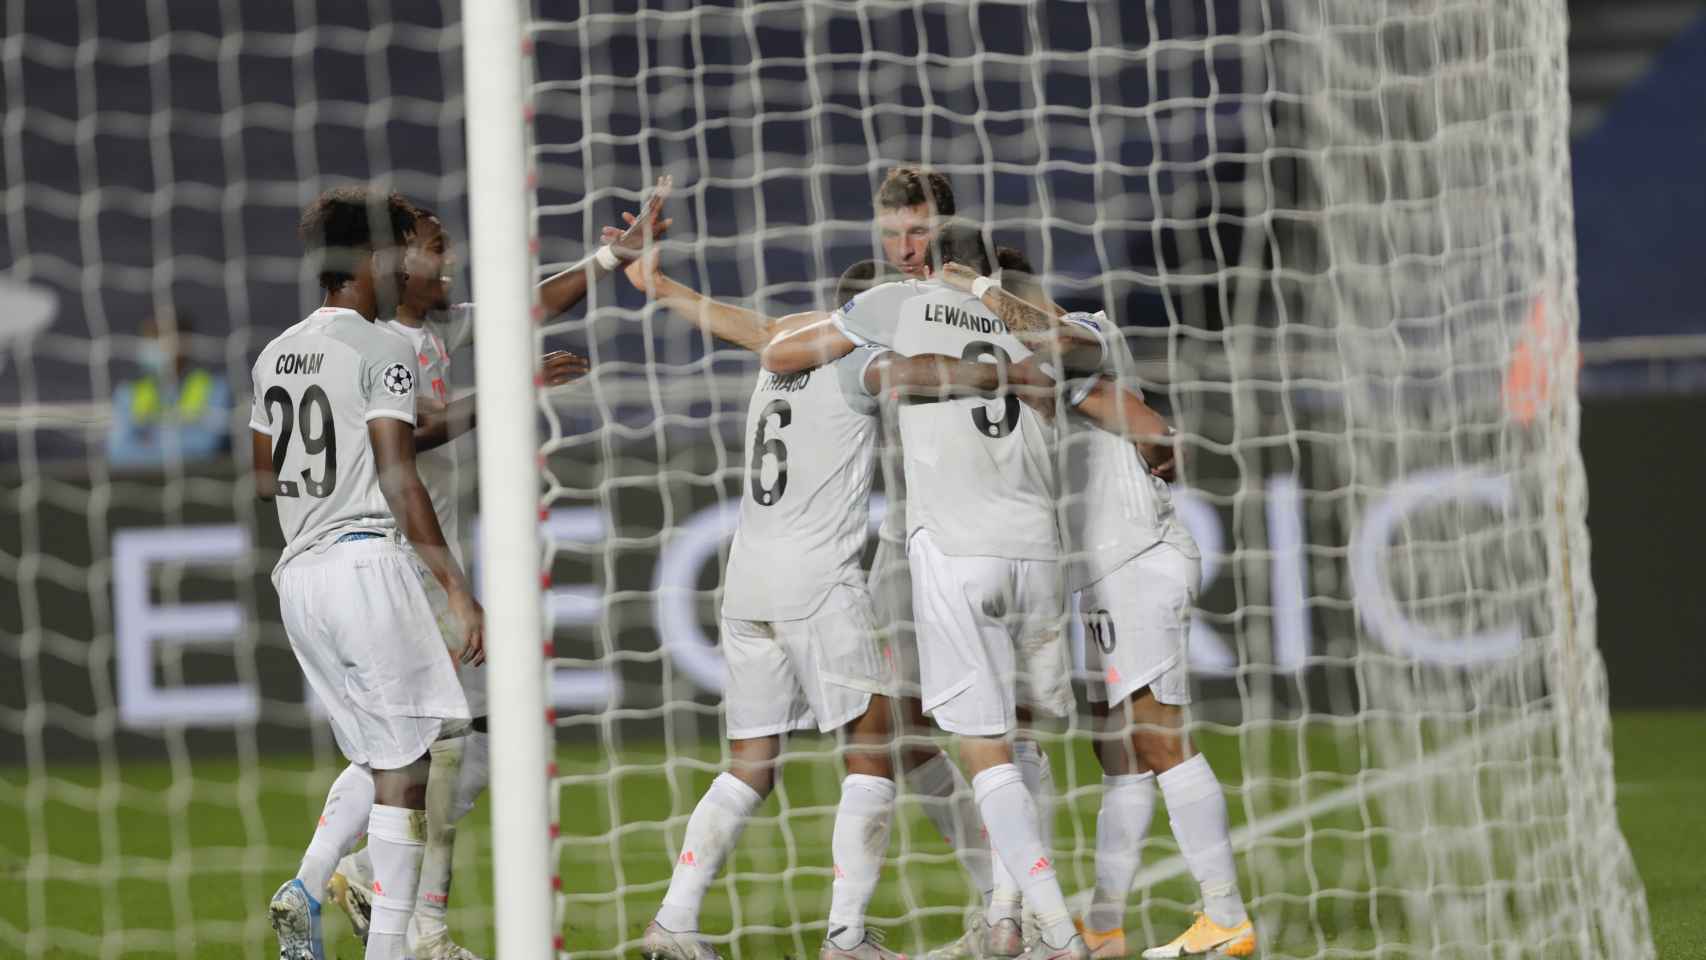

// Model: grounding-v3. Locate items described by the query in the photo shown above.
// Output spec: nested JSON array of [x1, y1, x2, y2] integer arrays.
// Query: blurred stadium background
[[2, 0, 1702, 957]]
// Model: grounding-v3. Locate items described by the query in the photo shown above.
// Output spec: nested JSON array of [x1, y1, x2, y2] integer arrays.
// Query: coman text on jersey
[[274, 352, 325, 375]]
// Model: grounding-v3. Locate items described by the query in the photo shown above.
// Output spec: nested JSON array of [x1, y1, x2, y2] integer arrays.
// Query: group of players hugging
[[252, 167, 1255, 960]]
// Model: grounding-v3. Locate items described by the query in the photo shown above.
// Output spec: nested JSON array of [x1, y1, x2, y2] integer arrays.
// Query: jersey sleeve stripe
[[364, 409, 418, 426], [248, 419, 275, 436]]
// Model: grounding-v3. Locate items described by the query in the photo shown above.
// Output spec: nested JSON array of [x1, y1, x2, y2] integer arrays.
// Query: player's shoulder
[[843, 277, 925, 313], [324, 311, 414, 360]]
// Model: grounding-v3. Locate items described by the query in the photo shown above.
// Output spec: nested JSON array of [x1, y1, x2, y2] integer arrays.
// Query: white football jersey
[[249, 307, 419, 576], [892, 281, 1059, 561], [831, 278, 930, 544], [382, 303, 474, 565], [831, 277, 930, 350], [721, 345, 884, 622], [1057, 311, 1198, 589]]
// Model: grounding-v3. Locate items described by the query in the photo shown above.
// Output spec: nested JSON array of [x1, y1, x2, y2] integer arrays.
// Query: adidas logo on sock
[[678, 851, 697, 867], [373, 880, 384, 895], [1029, 856, 1051, 876]]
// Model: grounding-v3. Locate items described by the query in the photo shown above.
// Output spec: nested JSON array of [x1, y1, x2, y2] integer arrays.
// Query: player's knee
[[1096, 728, 1140, 775], [728, 735, 781, 799], [1126, 711, 1187, 774], [372, 754, 432, 808], [729, 765, 775, 800]]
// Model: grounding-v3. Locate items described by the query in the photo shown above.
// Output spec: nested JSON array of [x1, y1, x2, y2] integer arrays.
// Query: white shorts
[[418, 566, 486, 717], [275, 538, 471, 770], [721, 584, 892, 741], [1082, 544, 1200, 707], [868, 536, 921, 698], [907, 530, 1072, 737]]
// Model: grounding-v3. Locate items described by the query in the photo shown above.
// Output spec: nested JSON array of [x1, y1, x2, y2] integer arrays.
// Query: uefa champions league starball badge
[[382, 363, 414, 397]]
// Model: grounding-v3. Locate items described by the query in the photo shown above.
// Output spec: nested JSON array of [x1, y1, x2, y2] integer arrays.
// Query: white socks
[[1011, 740, 1057, 865], [410, 733, 490, 942], [365, 804, 427, 960], [298, 763, 375, 902], [972, 764, 1075, 948], [904, 750, 994, 905], [654, 773, 764, 933], [826, 774, 897, 949], [1157, 754, 1247, 928], [1087, 772, 1157, 932]]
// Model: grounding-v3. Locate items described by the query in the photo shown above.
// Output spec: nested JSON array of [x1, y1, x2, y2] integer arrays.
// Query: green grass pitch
[[3, 711, 1700, 958]]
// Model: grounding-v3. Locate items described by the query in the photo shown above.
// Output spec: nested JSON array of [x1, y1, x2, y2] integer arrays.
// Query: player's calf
[[824, 697, 899, 957]]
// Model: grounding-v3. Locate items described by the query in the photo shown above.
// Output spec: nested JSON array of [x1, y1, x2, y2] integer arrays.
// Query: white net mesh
[[0, 0, 1654, 958]]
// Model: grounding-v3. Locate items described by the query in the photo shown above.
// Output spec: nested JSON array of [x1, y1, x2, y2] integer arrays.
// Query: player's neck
[[392, 302, 429, 328], [322, 284, 377, 321]]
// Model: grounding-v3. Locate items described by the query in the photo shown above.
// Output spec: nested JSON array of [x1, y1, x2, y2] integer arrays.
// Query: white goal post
[[462, 1, 555, 958]]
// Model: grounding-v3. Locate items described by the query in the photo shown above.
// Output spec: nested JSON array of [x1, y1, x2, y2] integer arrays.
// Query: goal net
[[0, 0, 1655, 958]]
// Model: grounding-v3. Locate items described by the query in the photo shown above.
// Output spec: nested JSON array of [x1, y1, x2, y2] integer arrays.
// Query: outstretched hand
[[598, 175, 674, 259], [541, 350, 589, 386], [622, 247, 664, 295]]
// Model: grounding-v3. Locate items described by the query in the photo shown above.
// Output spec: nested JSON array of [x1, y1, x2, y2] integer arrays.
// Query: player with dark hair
[[934, 263, 1255, 959], [297, 181, 671, 960], [825, 223, 1089, 960], [259, 185, 477, 960]]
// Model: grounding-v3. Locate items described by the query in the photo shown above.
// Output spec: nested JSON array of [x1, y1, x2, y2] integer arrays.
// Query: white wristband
[[593, 245, 621, 271], [970, 275, 997, 299]]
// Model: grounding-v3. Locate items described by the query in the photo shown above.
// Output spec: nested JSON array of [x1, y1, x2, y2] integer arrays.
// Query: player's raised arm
[[621, 248, 774, 353], [764, 268, 919, 373], [540, 174, 674, 318], [760, 310, 848, 373]]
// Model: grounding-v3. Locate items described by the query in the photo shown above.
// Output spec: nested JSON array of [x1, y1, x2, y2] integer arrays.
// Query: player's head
[[995, 245, 1048, 311], [930, 220, 995, 277], [875, 166, 955, 278], [298, 185, 420, 313], [835, 259, 905, 307], [401, 207, 456, 313]]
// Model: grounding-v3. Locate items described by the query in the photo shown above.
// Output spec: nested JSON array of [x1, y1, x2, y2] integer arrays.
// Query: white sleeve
[[1059, 311, 1125, 407], [836, 343, 887, 410], [831, 280, 913, 348], [362, 333, 419, 425], [247, 357, 273, 435]]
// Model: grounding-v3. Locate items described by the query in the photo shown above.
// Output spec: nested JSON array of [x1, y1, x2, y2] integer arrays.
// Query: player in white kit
[[306, 183, 671, 959], [938, 270, 1256, 959], [258, 187, 480, 960], [625, 252, 1033, 960], [873, 227, 1086, 960], [615, 168, 1004, 956], [772, 236, 1118, 959]]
